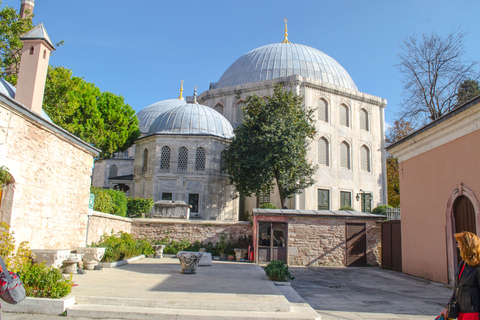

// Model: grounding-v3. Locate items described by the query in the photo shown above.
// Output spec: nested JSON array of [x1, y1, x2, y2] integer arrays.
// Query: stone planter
[[234, 248, 248, 261], [32, 249, 71, 269], [152, 245, 166, 258], [62, 253, 84, 274], [176, 251, 203, 274], [76, 247, 106, 270]]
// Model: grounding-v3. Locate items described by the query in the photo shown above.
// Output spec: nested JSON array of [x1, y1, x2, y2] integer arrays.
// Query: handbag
[[0, 255, 26, 304], [446, 300, 458, 319]]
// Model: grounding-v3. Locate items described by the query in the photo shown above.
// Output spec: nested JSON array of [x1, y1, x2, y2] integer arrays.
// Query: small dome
[[136, 99, 187, 134], [216, 43, 357, 91], [148, 103, 234, 139]]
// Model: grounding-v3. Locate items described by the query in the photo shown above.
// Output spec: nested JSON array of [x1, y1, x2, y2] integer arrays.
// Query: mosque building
[[92, 20, 388, 221]]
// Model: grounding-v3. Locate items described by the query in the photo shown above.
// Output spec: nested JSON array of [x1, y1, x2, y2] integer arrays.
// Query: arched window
[[109, 165, 118, 177], [339, 104, 349, 127], [160, 146, 171, 170], [360, 145, 371, 172], [142, 149, 148, 173], [195, 147, 206, 171], [235, 102, 245, 128], [360, 109, 369, 131], [318, 137, 329, 166], [340, 141, 350, 169], [214, 104, 224, 115], [43, 49, 47, 59], [29, 46, 34, 55], [318, 99, 328, 122], [178, 147, 188, 170]]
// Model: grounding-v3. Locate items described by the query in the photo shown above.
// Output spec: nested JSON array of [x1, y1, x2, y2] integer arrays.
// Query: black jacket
[[449, 260, 480, 314]]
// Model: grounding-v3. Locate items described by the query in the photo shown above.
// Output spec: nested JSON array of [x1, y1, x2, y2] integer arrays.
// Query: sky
[[5, 0, 480, 127]]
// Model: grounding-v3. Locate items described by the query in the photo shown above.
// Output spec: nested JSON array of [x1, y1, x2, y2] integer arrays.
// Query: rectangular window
[[256, 191, 271, 207], [361, 193, 373, 213], [161, 193, 172, 200], [188, 194, 199, 213], [317, 189, 330, 210], [340, 191, 351, 208]]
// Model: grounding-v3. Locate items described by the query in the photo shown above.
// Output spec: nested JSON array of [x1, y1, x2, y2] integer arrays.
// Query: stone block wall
[[86, 211, 132, 245], [131, 219, 252, 244], [287, 216, 381, 266], [1, 103, 97, 250]]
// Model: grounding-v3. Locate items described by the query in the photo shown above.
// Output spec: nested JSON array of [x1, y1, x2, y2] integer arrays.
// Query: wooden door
[[454, 196, 476, 264], [346, 222, 367, 267], [257, 221, 287, 263]]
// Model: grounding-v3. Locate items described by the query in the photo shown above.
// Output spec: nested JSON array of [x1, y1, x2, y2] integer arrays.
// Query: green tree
[[223, 85, 317, 208], [457, 79, 480, 106], [43, 66, 140, 158], [385, 120, 415, 207], [0, 1, 34, 84]]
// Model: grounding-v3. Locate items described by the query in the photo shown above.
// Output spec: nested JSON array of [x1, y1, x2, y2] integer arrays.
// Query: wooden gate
[[346, 222, 367, 267], [382, 220, 402, 271]]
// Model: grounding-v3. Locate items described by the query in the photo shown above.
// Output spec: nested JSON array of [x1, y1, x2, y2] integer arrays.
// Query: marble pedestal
[[176, 251, 203, 274], [198, 248, 212, 266]]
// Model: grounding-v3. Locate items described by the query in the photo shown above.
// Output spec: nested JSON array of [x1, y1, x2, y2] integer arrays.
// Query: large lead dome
[[136, 99, 187, 134], [216, 43, 358, 91]]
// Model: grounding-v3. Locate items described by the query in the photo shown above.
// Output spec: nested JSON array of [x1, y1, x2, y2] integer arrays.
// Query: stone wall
[[86, 211, 132, 245], [0, 102, 98, 250], [287, 216, 381, 266], [131, 219, 252, 244]]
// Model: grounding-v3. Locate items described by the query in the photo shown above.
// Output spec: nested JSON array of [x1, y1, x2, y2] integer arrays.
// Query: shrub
[[90, 187, 128, 217], [372, 205, 393, 215], [20, 262, 73, 299], [264, 260, 295, 282], [105, 189, 127, 217], [127, 197, 154, 218], [259, 203, 278, 209], [339, 205, 354, 211], [90, 231, 153, 262], [233, 234, 253, 249]]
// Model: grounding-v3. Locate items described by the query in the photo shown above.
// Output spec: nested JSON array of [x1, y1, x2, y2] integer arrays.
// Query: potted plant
[[217, 232, 227, 261], [227, 250, 235, 261]]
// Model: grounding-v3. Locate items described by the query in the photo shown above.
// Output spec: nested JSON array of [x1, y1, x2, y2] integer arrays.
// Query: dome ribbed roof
[[136, 99, 187, 133], [216, 43, 357, 91], [148, 103, 234, 139]]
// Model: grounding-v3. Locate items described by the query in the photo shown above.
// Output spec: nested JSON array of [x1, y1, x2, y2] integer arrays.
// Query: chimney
[[15, 23, 55, 115], [20, 0, 35, 19]]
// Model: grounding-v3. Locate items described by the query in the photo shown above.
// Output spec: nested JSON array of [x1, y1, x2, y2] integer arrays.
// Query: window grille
[[318, 137, 329, 166], [188, 194, 199, 213], [123, 151, 129, 158], [360, 109, 369, 131], [317, 189, 330, 210], [160, 146, 171, 170], [109, 165, 118, 177], [318, 99, 328, 122], [214, 104, 224, 115], [235, 102, 245, 127], [178, 147, 188, 170], [161, 193, 172, 200], [340, 191, 352, 208], [361, 193, 373, 213], [256, 191, 271, 207], [340, 104, 349, 127], [195, 147, 206, 171], [142, 149, 148, 173], [340, 142, 350, 169], [360, 145, 370, 172]]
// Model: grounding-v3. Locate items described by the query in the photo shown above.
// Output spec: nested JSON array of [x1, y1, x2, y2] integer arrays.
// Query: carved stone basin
[[31, 249, 71, 269], [176, 251, 203, 274], [152, 245, 166, 259], [76, 247, 106, 263], [62, 253, 84, 274]]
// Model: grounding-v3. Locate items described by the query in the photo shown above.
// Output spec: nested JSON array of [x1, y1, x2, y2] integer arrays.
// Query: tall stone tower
[[20, 0, 34, 19]]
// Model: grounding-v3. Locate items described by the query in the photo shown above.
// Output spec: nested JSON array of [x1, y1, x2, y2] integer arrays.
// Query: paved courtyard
[[290, 266, 453, 320]]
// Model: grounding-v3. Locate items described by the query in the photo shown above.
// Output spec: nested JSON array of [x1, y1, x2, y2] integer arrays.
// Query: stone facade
[[287, 216, 381, 266], [86, 211, 132, 245], [0, 96, 98, 249], [131, 219, 252, 244]]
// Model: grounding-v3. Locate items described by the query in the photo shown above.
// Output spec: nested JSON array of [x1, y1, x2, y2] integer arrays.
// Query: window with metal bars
[[340, 191, 352, 208], [340, 104, 349, 127], [160, 146, 171, 170], [161, 193, 173, 200], [318, 99, 328, 122], [360, 145, 370, 172], [256, 191, 271, 207], [235, 102, 245, 127], [195, 148, 206, 171], [214, 104, 224, 115], [318, 137, 329, 166], [142, 149, 148, 173], [317, 189, 330, 210], [340, 142, 350, 169], [361, 193, 373, 213], [109, 165, 118, 177], [360, 109, 369, 131], [178, 147, 188, 170]]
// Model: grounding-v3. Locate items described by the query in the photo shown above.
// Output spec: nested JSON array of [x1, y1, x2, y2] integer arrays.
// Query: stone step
[[67, 304, 321, 320], [75, 295, 290, 312]]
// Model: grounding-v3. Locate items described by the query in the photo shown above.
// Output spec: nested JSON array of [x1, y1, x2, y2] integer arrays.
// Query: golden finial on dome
[[282, 17, 290, 44], [178, 80, 184, 100]]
